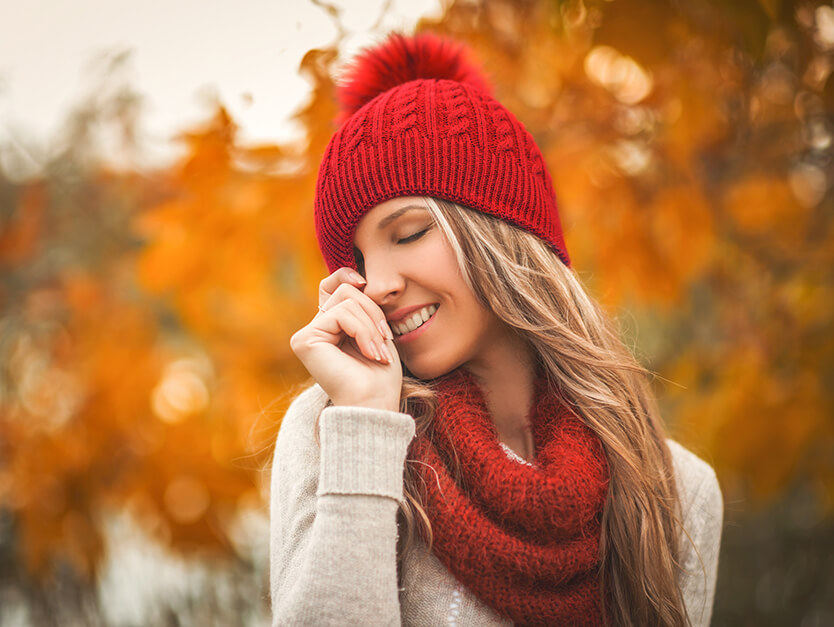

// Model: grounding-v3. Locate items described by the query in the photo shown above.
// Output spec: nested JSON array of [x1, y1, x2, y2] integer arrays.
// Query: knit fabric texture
[[411, 368, 610, 626], [314, 32, 570, 273]]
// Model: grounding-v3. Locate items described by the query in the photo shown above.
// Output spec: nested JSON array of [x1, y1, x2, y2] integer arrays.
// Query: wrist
[[331, 395, 400, 413]]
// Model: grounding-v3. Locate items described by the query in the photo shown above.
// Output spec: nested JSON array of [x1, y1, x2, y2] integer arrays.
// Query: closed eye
[[397, 226, 430, 244]]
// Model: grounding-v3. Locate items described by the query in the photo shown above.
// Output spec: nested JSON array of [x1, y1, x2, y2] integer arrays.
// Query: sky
[[0, 0, 443, 172]]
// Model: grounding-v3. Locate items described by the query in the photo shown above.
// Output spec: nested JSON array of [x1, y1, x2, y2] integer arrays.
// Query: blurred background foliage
[[1, 0, 833, 624]]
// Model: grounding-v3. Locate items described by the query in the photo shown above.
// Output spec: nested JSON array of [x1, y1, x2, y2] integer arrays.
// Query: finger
[[309, 293, 392, 364], [316, 301, 390, 364], [342, 338, 396, 369], [322, 282, 394, 342], [295, 306, 380, 363], [319, 267, 366, 308], [380, 334, 397, 364], [332, 299, 392, 363]]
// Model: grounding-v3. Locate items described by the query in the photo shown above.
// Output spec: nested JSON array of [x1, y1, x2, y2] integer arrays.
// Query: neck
[[463, 328, 537, 460]]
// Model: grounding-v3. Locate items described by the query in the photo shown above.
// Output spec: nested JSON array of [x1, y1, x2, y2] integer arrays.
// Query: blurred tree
[[0, 48, 336, 624]]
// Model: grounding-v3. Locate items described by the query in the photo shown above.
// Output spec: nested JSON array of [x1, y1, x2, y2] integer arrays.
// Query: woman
[[270, 33, 722, 626]]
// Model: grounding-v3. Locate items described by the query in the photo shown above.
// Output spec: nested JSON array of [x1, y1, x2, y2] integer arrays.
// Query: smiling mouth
[[391, 304, 439, 337]]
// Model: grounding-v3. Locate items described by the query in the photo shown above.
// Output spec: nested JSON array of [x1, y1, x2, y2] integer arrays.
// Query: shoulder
[[280, 382, 330, 434], [283, 382, 330, 427], [666, 439, 721, 509], [272, 383, 329, 467], [666, 443, 723, 626], [666, 439, 723, 522]]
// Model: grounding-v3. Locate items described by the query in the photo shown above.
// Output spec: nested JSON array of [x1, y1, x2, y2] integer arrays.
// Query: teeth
[[392, 304, 438, 336]]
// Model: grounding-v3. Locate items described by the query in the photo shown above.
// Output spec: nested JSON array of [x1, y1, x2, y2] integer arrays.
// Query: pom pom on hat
[[337, 32, 492, 120]]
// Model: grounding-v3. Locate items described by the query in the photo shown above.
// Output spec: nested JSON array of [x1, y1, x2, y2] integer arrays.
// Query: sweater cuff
[[317, 406, 416, 502]]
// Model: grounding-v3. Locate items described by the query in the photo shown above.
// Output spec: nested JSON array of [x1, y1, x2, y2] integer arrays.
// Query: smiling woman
[[272, 32, 722, 626]]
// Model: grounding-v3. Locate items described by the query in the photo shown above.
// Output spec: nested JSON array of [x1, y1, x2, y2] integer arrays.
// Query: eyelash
[[397, 227, 430, 244]]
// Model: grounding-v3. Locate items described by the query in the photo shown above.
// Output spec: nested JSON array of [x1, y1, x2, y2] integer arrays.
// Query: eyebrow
[[377, 204, 429, 230]]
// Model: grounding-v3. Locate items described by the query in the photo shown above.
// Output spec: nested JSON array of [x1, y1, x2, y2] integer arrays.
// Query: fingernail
[[378, 319, 394, 341], [371, 343, 382, 362], [350, 271, 366, 284], [381, 342, 394, 363]]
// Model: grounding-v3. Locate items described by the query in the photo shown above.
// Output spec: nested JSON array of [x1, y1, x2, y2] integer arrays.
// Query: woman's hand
[[290, 267, 401, 411]]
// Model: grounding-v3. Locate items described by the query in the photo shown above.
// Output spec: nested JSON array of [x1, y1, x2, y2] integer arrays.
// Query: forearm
[[273, 494, 401, 626], [270, 397, 414, 626]]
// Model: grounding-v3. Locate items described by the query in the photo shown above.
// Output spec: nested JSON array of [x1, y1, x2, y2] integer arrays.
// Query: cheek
[[417, 235, 459, 278], [416, 239, 487, 332]]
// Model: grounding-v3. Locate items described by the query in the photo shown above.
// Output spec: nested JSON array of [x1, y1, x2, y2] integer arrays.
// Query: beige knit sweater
[[270, 384, 723, 626]]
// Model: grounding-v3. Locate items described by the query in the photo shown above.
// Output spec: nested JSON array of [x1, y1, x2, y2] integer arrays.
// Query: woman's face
[[352, 196, 508, 380]]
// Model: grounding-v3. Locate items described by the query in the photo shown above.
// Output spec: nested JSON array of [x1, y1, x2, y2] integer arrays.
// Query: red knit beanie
[[314, 32, 570, 273]]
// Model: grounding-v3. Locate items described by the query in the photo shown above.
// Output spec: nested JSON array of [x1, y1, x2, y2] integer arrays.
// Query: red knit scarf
[[410, 368, 610, 626]]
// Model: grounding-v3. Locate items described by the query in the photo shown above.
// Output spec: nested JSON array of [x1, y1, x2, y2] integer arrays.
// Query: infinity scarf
[[410, 368, 610, 626]]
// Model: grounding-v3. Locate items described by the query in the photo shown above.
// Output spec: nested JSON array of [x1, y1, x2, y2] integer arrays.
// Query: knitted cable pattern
[[412, 369, 609, 626]]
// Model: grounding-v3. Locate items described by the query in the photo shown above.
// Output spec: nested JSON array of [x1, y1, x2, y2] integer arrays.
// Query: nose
[[362, 255, 404, 306]]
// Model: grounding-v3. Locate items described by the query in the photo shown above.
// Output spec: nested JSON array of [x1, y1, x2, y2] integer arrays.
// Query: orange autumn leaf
[[0, 183, 46, 265]]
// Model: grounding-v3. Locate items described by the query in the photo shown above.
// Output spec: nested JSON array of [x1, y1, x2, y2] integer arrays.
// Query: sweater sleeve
[[269, 385, 416, 626], [667, 440, 724, 627]]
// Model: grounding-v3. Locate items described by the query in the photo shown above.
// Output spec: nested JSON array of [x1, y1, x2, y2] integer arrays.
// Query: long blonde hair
[[396, 197, 689, 626]]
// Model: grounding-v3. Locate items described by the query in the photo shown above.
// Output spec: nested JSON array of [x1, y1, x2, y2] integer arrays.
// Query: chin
[[402, 354, 463, 381]]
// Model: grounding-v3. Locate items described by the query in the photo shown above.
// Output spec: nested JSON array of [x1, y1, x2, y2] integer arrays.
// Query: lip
[[393, 306, 438, 344], [386, 303, 439, 324]]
